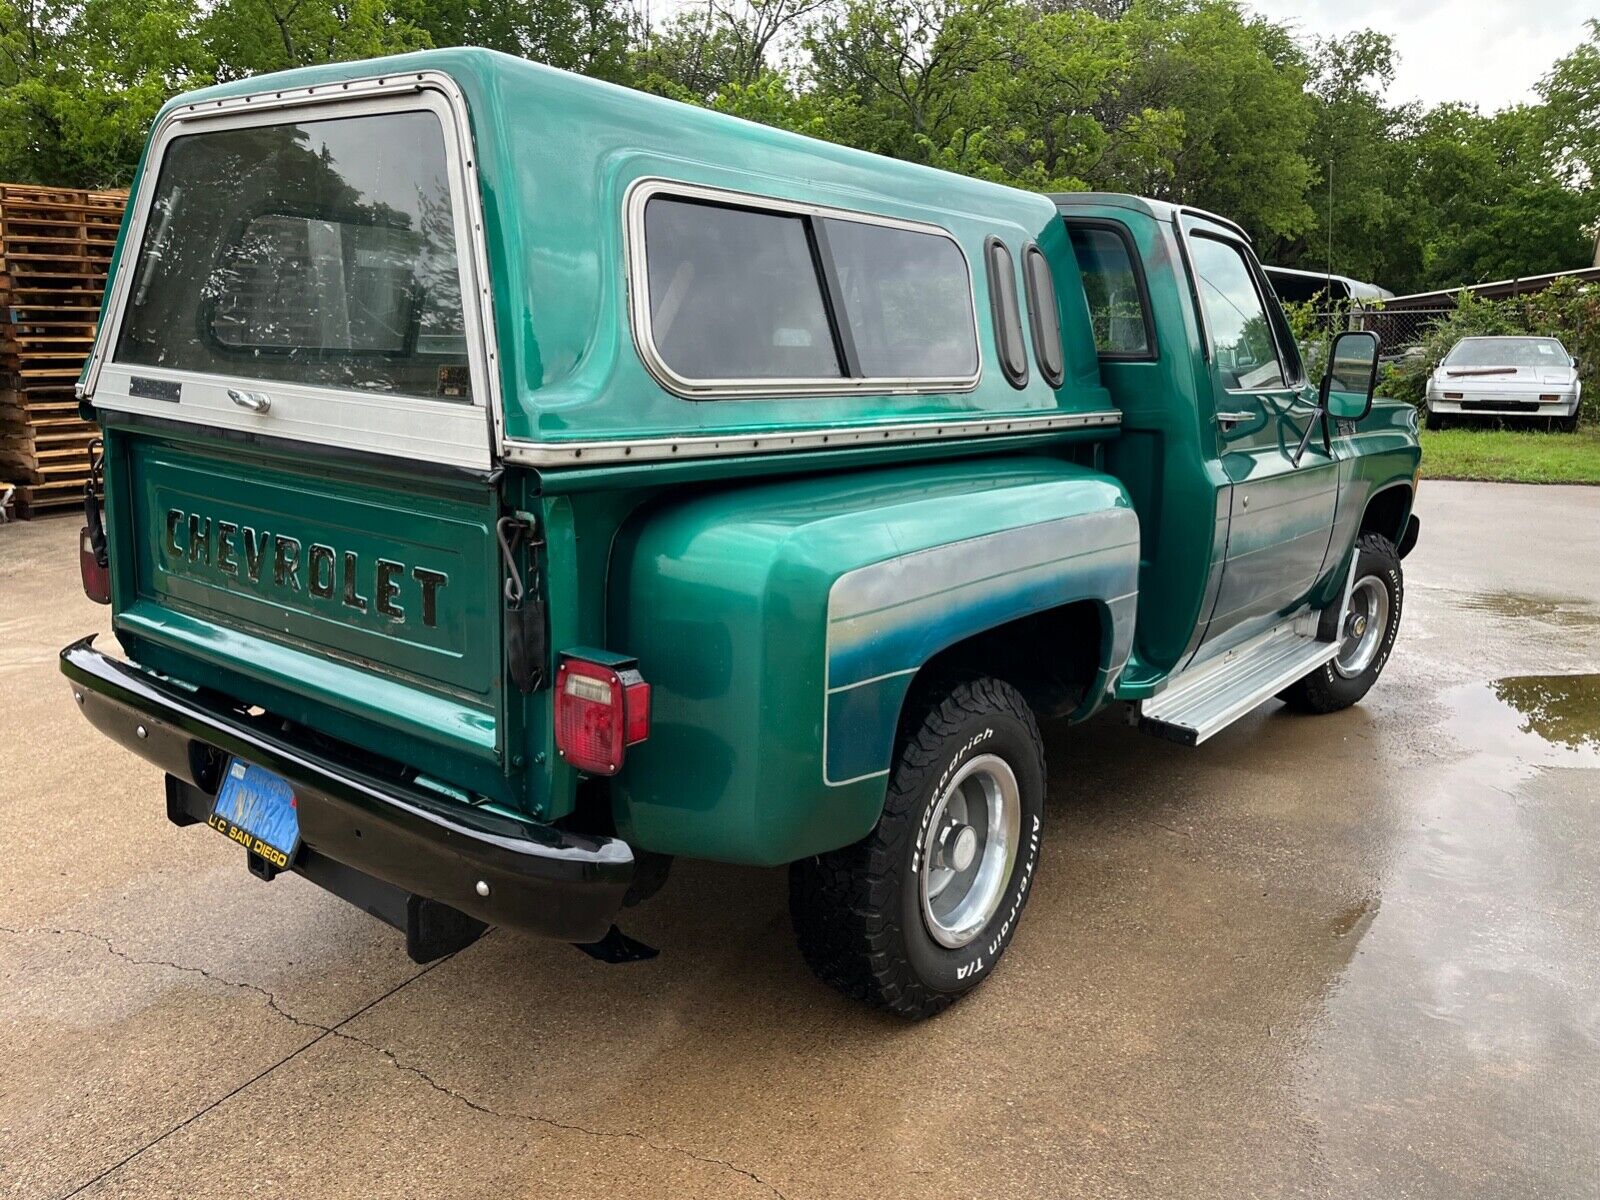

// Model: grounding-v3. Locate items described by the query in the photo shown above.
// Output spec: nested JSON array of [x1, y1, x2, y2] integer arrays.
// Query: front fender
[[607, 456, 1139, 864]]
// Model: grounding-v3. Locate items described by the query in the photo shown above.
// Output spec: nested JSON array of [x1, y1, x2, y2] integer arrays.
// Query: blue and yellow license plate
[[208, 759, 301, 869]]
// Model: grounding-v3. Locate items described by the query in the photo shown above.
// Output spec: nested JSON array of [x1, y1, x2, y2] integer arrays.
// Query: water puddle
[[1453, 590, 1600, 629], [1490, 674, 1600, 755], [1447, 673, 1600, 769], [1298, 673, 1600, 1183]]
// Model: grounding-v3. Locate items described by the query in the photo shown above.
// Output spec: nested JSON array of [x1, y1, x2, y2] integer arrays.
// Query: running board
[[1138, 611, 1339, 746]]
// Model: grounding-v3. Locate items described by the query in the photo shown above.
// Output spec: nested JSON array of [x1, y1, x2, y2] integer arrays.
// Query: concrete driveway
[[3, 481, 1598, 1199]]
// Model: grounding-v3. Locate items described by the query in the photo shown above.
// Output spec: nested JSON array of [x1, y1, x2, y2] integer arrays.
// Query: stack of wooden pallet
[[0, 184, 125, 518]]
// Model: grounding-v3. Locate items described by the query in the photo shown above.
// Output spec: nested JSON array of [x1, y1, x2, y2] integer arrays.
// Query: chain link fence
[[1307, 308, 1495, 356]]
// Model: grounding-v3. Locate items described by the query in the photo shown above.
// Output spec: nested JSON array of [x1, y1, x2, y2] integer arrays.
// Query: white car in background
[[1425, 336, 1582, 432]]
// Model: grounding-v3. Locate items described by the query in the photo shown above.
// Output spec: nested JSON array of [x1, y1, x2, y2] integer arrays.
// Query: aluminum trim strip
[[502, 409, 1122, 466]]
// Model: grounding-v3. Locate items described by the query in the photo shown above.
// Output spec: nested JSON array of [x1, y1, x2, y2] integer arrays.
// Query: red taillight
[[553, 654, 651, 776], [624, 680, 652, 746], [79, 526, 110, 605]]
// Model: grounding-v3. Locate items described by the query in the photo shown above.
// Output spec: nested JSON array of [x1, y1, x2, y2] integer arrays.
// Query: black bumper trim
[[62, 636, 632, 942]]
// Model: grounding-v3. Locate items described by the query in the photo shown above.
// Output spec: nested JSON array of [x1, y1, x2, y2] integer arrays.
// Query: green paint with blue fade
[[101, 420, 518, 803], [606, 458, 1136, 864]]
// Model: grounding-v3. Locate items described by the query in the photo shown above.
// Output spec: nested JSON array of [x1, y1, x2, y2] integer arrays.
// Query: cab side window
[[1187, 235, 1286, 391], [1068, 224, 1153, 360]]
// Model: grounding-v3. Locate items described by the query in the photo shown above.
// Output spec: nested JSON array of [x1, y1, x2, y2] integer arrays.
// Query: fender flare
[[823, 507, 1140, 787]]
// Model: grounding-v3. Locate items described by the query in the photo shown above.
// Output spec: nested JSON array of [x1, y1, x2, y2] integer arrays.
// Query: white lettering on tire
[[912, 727, 993, 877], [954, 811, 1042, 979]]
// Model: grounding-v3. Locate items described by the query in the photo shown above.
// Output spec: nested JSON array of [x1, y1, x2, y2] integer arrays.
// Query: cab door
[[1185, 225, 1339, 655]]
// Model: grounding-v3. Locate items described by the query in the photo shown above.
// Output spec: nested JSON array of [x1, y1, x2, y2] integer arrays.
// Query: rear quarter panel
[[606, 458, 1139, 864]]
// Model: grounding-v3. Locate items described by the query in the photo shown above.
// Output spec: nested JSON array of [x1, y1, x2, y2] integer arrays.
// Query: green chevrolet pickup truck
[[64, 49, 1420, 1018]]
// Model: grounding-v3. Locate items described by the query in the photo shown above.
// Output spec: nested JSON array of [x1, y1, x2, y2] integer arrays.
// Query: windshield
[[1443, 338, 1570, 369], [114, 110, 471, 401]]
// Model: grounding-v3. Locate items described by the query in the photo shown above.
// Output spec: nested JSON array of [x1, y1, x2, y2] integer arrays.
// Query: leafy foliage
[[0, 0, 1593, 301]]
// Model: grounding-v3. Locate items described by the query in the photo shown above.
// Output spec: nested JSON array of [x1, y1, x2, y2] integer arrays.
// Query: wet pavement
[[2, 479, 1598, 1199]]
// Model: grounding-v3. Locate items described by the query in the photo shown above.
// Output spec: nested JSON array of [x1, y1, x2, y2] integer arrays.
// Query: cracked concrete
[[3, 481, 1600, 1199], [1, 922, 784, 1199], [0, 925, 335, 1034]]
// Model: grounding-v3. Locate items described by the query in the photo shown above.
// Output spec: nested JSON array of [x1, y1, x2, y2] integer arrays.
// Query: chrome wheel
[[919, 754, 1021, 949], [1335, 575, 1390, 679]]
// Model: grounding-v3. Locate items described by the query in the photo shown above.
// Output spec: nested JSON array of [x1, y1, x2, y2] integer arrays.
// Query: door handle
[[1216, 410, 1253, 427], [227, 388, 271, 414]]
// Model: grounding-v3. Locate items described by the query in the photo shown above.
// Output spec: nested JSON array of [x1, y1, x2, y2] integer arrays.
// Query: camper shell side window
[[626, 180, 982, 399]]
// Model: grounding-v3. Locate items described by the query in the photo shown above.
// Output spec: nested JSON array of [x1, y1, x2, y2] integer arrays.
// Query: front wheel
[[789, 676, 1046, 1019], [1279, 532, 1403, 714], [1557, 411, 1580, 433], [1424, 408, 1444, 431]]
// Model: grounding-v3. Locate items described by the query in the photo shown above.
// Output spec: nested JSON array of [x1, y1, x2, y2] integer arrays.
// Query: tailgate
[[80, 79, 518, 795], [110, 427, 509, 785]]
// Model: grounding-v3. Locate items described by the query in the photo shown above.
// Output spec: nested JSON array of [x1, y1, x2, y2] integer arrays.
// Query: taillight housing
[[553, 652, 651, 776], [79, 526, 110, 605]]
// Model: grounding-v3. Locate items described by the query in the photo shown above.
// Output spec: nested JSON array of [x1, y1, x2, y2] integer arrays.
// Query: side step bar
[[1138, 615, 1340, 745], [1139, 556, 1359, 746]]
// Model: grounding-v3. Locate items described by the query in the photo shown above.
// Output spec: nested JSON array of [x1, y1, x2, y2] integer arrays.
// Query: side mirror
[[1322, 330, 1380, 422]]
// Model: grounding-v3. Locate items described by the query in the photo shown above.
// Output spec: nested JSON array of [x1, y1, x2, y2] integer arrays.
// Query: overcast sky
[[1245, 0, 1593, 112]]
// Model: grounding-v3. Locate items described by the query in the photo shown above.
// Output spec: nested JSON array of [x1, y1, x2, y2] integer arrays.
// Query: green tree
[[0, 0, 210, 185], [1540, 19, 1600, 189], [1093, 0, 1315, 242], [394, 0, 632, 81], [803, 0, 1016, 165], [630, 0, 829, 110], [200, 0, 431, 81], [1409, 102, 1592, 287], [1276, 30, 1424, 293]]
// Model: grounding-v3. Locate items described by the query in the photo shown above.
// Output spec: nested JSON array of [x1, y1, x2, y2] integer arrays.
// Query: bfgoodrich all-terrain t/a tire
[[789, 676, 1046, 1019], [1279, 532, 1403, 715]]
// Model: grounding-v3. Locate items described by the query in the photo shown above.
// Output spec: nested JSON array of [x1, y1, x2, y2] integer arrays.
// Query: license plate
[[208, 759, 301, 869]]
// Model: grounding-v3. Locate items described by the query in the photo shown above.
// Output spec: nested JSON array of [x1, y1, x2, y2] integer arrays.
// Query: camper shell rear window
[[114, 110, 473, 402], [630, 184, 980, 398]]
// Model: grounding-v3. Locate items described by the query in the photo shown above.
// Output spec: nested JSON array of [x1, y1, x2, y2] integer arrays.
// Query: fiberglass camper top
[[88, 48, 1119, 473]]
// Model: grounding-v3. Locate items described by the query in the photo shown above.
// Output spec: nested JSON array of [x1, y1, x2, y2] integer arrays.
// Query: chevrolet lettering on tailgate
[[163, 507, 450, 629]]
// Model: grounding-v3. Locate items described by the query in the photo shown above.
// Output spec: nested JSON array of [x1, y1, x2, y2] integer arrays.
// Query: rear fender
[[607, 457, 1139, 864]]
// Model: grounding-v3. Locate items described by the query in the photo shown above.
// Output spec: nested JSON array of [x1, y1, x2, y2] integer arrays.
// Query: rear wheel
[[1279, 533, 1403, 715], [1558, 411, 1580, 433], [1424, 408, 1444, 431], [789, 676, 1045, 1019]]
